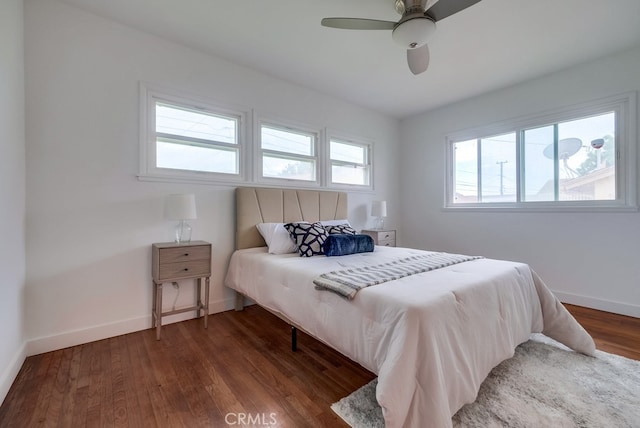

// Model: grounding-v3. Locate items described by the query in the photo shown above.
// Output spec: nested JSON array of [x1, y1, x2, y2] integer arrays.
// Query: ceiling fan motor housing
[[392, 15, 436, 48]]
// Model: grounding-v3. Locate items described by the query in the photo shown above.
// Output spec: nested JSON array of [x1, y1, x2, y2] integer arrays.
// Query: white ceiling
[[57, 0, 640, 119]]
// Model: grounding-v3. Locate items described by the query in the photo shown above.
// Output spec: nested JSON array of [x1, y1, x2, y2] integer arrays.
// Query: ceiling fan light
[[392, 17, 436, 48]]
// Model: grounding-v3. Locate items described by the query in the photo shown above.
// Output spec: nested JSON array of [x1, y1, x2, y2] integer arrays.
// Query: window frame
[[327, 132, 373, 190], [444, 92, 637, 211], [255, 116, 322, 187], [139, 84, 249, 184]]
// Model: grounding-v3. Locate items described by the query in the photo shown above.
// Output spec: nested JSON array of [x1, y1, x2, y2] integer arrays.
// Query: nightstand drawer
[[152, 241, 212, 282], [158, 259, 211, 281], [158, 245, 210, 264], [377, 238, 395, 247], [375, 230, 395, 242]]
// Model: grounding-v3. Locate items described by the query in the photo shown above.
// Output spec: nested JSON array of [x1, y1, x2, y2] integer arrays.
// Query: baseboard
[[555, 290, 640, 318], [26, 297, 238, 356], [0, 342, 27, 405], [23, 291, 638, 358]]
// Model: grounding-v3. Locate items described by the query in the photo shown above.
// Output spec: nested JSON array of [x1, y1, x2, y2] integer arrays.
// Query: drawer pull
[[184, 268, 189, 271], [384, 234, 390, 238], [184, 253, 189, 256]]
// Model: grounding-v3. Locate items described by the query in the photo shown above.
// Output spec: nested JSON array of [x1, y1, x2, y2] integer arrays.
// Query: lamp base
[[174, 220, 192, 243], [375, 218, 385, 230]]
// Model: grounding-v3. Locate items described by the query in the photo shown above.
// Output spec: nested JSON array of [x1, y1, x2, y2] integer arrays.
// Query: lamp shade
[[392, 16, 436, 48], [371, 200, 387, 218], [164, 194, 197, 220]]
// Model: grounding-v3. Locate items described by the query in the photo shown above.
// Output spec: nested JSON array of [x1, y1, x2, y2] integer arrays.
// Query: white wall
[[400, 46, 640, 317], [24, 0, 400, 354], [0, 0, 27, 404]]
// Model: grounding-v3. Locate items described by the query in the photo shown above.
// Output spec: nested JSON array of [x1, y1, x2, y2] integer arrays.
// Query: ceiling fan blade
[[321, 18, 396, 30], [424, 0, 482, 22], [407, 44, 429, 75]]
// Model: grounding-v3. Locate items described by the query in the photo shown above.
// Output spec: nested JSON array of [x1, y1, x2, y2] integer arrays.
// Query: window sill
[[442, 202, 638, 213], [137, 173, 245, 187], [137, 173, 376, 193]]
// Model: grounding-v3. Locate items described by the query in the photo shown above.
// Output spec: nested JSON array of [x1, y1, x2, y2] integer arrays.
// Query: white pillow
[[256, 223, 297, 254], [320, 219, 352, 227]]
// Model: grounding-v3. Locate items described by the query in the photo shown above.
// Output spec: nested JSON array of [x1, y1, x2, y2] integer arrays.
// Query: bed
[[224, 187, 596, 428]]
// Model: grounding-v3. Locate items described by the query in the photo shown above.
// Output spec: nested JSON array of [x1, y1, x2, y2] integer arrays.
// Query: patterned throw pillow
[[324, 224, 357, 235], [284, 222, 329, 257]]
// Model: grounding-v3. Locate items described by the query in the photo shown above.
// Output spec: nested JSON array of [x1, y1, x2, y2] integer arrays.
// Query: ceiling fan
[[321, 0, 482, 75]]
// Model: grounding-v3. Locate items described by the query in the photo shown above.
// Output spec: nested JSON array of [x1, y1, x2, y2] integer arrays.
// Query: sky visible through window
[[156, 103, 236, 143]]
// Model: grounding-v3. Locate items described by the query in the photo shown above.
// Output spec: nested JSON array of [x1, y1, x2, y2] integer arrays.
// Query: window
[[329, 137, 372, 187], [140, 85, 246, 182], [259, 123, 318, 183], [155, 103, 240, 174], [139, 84, 374, 190], [446, 93, 636, 210]]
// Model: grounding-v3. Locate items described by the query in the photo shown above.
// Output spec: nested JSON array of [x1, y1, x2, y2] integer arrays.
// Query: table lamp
[[371, 200, 387, 230], [164, 193, 197, 243]]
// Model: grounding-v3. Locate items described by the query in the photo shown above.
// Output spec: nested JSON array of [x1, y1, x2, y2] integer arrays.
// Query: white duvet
[[224, 246, 595, 428]]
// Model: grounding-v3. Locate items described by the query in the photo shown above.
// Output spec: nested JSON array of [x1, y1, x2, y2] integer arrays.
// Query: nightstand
[[152, 240, 211, 340], [361, 229, 396, 247]]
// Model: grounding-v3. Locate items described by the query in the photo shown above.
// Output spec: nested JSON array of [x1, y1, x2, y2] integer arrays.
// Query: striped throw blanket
[[313, 252, 482, 299]]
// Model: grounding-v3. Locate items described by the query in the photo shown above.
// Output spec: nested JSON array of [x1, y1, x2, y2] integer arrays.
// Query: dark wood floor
[[0, 304, 638, 427], [564, 304, 640, 360]]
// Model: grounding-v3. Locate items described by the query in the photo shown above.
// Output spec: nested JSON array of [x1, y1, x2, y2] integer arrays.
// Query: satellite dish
[[542, 137, 583, 178], [543, 138, 582, 159], [591, 138, 605, 149]]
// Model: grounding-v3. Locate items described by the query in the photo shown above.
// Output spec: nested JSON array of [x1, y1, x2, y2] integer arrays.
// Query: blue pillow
[[323, 234, 374, 257]]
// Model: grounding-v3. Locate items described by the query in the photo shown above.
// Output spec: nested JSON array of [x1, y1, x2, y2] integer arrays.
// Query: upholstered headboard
[[235, 187, 348, 250]]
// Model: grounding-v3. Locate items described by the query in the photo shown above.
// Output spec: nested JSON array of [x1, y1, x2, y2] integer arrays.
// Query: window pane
[[261, 126, 314, 156], [558, 112, 615, 201], [156, 103, 237, 144], [453, 139, 478, 203], [331, 140, 366, 164], [263, 155, 315, 181], [523, 125, 555, 201], [332, 164, 369, 185], [480, 133, 516, 202], [156, 139, 238, 174]]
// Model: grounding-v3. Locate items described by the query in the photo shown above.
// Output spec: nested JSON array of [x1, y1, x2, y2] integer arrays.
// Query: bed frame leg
[[234, 292, 245, 311], [291, 326, 297, 352]]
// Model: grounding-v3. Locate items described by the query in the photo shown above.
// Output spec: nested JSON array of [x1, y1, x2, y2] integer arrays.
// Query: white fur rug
[[332, 334, 640, 427]]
